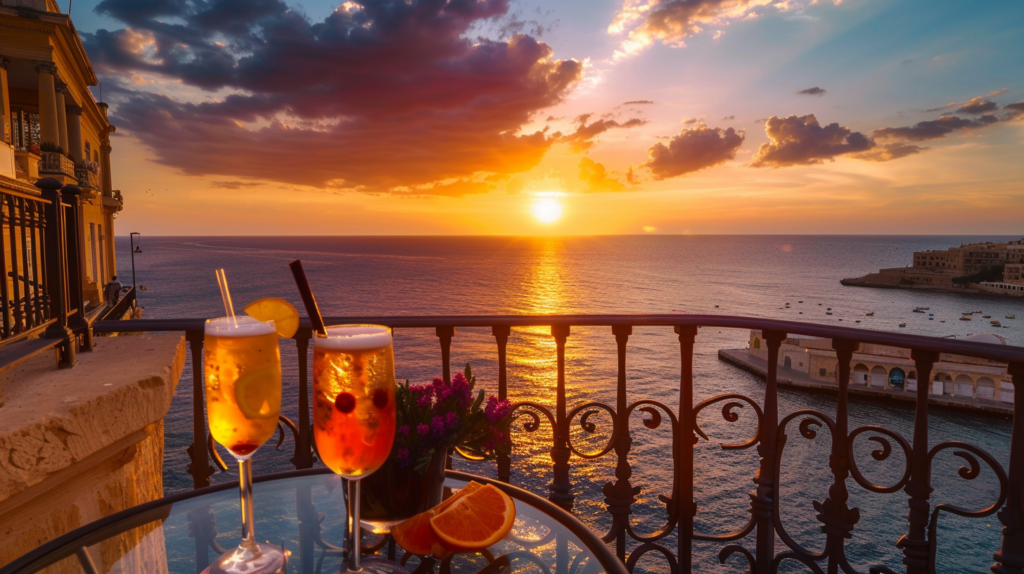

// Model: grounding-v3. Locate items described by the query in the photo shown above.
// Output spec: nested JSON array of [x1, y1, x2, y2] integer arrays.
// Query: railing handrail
[[93, 313, 1024, 364], [98, 286, 135, 322]]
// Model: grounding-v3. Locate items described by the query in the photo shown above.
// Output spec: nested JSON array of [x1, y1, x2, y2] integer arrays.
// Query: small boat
[[866, 311, 874, 316], [940, 320, 946, 323], [855, 320, 861, 323], [929, 317, 934, 320], [899, 323, 906, 328], [973, 309, 983, 313], [827, 307, 832, 311], [960, 316, 972, 321], [1008, 315, 1016, 319], [913, 308, 925, 313], [983, 315, 991, 319], [826, 312, 833, 315], [991, 320, 1002, 327], [798, 301, 803, 303]]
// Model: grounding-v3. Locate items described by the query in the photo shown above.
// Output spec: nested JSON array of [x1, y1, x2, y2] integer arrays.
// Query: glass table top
[[2, 469, 625, 574]]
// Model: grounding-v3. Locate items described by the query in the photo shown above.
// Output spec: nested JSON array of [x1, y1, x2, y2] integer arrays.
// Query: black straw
[[289, 260, 327, 337]]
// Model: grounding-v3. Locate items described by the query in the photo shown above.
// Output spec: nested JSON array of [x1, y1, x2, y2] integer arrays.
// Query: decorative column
[[35, 63, 60, 146], [100, 125, 115, 196], [992, 361, 1024, 573], [66, 105, 83, 165], [55, 83, 70, 153], [0, 57, 11, 144]]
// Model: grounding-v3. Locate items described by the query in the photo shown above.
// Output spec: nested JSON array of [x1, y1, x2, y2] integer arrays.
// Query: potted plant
[[360, 364, 512, 524]]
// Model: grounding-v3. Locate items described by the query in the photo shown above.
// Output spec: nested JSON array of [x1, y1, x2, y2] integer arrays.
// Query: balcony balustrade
[[75, 166, 100, 189], [37, 151, 75, 179], [92, 315, 1024, 574]]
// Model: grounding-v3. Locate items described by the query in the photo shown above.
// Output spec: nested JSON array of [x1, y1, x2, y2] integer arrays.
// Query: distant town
[[842, 238, 1024, 297]]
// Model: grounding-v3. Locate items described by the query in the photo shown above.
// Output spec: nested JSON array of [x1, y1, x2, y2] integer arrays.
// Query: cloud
[[956, 96, 999, 115], [579, 157, 626, 192], [643, 124, 744, 179], [211, 180, 265, 189], [722, 115, 735, 120], [561, 115, 646, 152], [987, 88, 1009, 97], [873, 114, 999, 142], [623, 99, 654, 105], [682, 117, 699, 124], [751, 114, 872, 167], [608, 0, 828, 58], [850, 142, 926, 162], [796, 86, 826, 96], [84, 0, 585, 193], [1005, 102, 1024, 119], [923, 102, 958, 113]]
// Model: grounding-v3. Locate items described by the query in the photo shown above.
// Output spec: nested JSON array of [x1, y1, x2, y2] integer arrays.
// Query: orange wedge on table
[[243, 297, 299, 338], [392, 481, 516, 557], [430, 484, 515, 553]]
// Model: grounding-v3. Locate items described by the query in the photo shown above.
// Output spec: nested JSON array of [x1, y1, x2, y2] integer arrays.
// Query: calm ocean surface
[[114, 235, 1020, 573]]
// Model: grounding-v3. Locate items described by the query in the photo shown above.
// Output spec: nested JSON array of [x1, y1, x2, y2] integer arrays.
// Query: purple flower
[[398, 425, 410, 437], [445, 411, 459, 430], [416, 423, 430, 436], [485, 397, 512, 423], [430, 415, 446, 437], [432, 377, 445, 389], [451, 373, 473, 408], [417, 393, 433, 408]]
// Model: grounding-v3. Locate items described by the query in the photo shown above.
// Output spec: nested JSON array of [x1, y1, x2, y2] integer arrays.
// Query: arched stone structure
[[889, 367, 906, 390], [853, 363, 869, 386], [870, 365, 887, 388], [976, 377, 996, 400], [954, 374, 974, 398]]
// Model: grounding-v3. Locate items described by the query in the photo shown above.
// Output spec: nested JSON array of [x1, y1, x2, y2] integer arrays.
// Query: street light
[[129, 232, 141, 292]]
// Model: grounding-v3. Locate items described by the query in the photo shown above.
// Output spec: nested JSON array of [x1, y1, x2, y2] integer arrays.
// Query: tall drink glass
[[205, 316, 285, 574], [313, 325, 397, 573]]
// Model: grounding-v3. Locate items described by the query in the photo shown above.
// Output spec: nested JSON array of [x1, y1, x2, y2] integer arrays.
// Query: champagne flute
[[204, 270, 285, 574], [313, 325, 398, 573]]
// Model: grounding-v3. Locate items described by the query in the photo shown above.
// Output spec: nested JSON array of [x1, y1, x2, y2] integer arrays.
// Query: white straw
[[215, 268, 237, 327]]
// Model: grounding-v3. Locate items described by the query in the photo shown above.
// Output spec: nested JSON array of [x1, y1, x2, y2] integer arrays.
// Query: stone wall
[[0, 333, 185, 572]]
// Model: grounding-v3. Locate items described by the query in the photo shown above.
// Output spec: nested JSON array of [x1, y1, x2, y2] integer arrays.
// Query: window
[[819, 368, 827, 376]]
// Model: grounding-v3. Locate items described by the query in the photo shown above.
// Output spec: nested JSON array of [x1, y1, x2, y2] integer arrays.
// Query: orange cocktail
[[205, 316, 282, 457], [313, 325, 396, 478]]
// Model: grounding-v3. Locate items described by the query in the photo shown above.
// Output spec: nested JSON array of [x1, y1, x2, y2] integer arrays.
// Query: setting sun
[[533, 198, 563, 223]]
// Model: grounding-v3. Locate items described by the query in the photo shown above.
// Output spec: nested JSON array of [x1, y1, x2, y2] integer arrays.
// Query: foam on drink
[[315, 325, 392, 350], [205, 315, 277, 337]]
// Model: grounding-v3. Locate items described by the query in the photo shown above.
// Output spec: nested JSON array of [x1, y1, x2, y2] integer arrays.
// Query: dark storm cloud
[[84, 0, 585, 192], [751, 114, 872, 167], [643, 124, 744, 179], [956, 96, 999, 115], [873, 114, 999, 142], [796, 87, 826, 96], [561, 116, 646, 152]]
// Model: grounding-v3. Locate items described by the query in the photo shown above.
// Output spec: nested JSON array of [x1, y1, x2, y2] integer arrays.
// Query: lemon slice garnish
[[244, 297, 299, 338], [234, 367, 281, 420]]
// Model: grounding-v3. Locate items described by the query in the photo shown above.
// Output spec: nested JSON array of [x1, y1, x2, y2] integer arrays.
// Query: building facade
[[0, 0, 122, 306], [748, 330, 1014, 404]]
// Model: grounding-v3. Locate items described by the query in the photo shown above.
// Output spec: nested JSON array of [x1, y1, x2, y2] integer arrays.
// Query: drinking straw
[[215, 268, 237, 327], [289, 260, 328, 337]]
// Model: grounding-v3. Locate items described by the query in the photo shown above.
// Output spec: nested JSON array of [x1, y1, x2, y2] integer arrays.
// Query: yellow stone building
[[0, 0, 122, 306]]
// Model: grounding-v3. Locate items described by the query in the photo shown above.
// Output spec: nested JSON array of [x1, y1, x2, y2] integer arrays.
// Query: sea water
[[116, 235, 1020, 573]]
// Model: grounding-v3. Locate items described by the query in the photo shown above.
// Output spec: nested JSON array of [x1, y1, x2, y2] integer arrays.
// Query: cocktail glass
[[205, 316, 285, 574], [313, 325, 400, 573]]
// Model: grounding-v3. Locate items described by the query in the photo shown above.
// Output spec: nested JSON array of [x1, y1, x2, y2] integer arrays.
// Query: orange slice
[[429, 484, 515, 552], [392, 482, 484, 556], [234, 367, 281, 419], [243, 297, 299, 338]]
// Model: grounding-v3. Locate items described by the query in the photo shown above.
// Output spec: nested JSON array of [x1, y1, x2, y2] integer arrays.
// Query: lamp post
[[129, 232, 141, 292]]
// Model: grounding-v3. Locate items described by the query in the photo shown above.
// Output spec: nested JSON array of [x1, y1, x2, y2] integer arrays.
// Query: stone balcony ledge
[[0, 333, 186, 570]]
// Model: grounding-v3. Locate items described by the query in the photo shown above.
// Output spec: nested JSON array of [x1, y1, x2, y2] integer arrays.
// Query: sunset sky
[[73, 0, 1024, 235]]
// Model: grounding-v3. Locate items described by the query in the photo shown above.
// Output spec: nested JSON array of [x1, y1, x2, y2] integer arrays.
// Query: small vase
[[360, 449, 447, 530]]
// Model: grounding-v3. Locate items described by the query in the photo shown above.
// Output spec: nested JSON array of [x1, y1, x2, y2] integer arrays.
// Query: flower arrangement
[[392, 364, 512, 473]]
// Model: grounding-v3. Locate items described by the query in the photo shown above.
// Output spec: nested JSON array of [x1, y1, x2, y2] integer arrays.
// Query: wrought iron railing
[[38, 152, 75, 178], [0, 178, 94, 363], [92, 315, 1023, 574]]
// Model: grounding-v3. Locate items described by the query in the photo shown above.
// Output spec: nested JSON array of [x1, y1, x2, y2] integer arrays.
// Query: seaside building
[[747, 329, 1015, 404], [0, 0, 122, 309]]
